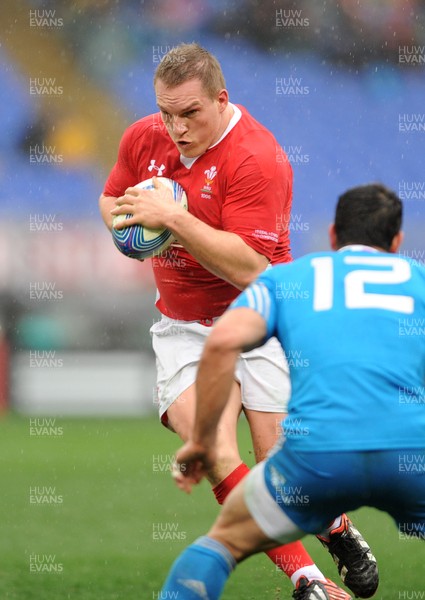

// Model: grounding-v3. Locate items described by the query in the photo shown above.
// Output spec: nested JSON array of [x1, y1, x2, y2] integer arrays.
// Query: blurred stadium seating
[[0, 0, 424, 414]]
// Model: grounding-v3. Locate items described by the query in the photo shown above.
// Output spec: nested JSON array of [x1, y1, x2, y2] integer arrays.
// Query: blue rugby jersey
[[230, 247, 425, 451]]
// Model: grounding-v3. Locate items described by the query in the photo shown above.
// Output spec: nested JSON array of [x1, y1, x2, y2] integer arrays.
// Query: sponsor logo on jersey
[[200, 165, 217, 199], [148, 159, 166, 176]]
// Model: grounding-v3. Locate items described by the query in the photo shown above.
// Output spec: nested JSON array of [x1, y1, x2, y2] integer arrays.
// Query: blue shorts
[[259, 442, 425, 537]]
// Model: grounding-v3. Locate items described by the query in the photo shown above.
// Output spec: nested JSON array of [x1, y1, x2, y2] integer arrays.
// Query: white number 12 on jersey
[[311, 256, 414, 313]]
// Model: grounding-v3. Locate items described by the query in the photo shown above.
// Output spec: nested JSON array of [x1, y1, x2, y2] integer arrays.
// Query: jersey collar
[[338, 245, 380, 253], [208, 103, 242, 149]]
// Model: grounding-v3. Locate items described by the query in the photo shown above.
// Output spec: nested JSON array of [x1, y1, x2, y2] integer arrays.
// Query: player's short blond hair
[[154, 43, 226, 99]]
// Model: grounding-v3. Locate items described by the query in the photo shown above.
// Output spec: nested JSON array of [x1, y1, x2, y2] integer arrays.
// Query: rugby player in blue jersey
[[162, 183, 425, 599]]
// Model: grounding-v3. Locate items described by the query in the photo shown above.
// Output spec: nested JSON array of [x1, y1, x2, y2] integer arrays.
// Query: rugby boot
[[317, 514, 379, 598]]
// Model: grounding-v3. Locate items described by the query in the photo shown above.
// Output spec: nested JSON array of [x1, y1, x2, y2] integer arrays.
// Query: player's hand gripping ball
[[111, 177, 188, 259]]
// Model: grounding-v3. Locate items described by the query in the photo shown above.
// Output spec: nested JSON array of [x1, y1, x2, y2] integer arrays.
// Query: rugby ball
[[111, 177, 188, 259]]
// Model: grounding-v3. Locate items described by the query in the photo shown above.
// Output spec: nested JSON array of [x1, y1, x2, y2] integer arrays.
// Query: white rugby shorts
[[150, 315, 290, 421]]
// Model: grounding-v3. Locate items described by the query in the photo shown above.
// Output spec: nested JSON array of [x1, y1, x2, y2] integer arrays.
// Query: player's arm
[[99, 121, 142, 232], [112, 178, 269, 290], [162, 201, 269, 289], [99, 194, 118, 230], [173, 307, 267, 493]]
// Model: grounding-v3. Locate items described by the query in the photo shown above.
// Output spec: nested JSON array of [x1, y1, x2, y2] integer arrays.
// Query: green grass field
[[0, 414, 423, 599]]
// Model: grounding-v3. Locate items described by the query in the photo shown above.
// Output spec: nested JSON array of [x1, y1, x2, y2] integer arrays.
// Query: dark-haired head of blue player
[[162, 183, 425, 600]]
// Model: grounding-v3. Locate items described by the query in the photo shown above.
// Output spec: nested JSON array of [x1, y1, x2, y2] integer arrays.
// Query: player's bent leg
[[244, 408, 356, 593], [267, 442, 378, 599], [213, 470, 353, 599], [167, 381, 244, 487], [161, 477, 353, 600], [154, 317, 249, 489], [244, 462, 354, 600], [161, 477, 282, 600], [246, 403, 378, 596]]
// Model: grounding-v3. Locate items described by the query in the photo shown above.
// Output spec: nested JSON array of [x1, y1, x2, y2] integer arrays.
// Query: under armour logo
[[148, 160, 165, 176]]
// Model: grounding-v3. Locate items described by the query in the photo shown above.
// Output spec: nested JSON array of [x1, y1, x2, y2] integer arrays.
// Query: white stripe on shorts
[[244, 462, 305, 545]]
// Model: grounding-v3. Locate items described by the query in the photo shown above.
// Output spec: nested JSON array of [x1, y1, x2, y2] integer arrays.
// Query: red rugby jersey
[[104, 104, 293, 320]]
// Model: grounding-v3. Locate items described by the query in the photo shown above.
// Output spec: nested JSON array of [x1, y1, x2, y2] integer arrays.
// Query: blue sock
[[161, 535, 236, 599]]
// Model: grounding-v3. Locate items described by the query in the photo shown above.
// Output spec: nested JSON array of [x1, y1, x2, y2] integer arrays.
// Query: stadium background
[[0, 1, 424, 598]]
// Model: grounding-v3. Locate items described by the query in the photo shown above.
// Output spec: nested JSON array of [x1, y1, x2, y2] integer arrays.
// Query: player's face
[[155, 78, 229, 158]]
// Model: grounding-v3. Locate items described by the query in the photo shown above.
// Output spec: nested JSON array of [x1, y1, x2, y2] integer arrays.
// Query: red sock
[[266, 542, 314, 577], [212, 463, 250, 504], [212, 464, 315, 578]]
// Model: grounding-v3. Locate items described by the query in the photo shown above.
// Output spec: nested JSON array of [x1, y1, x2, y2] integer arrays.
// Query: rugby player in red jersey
[[99, 43, 378, 599]]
